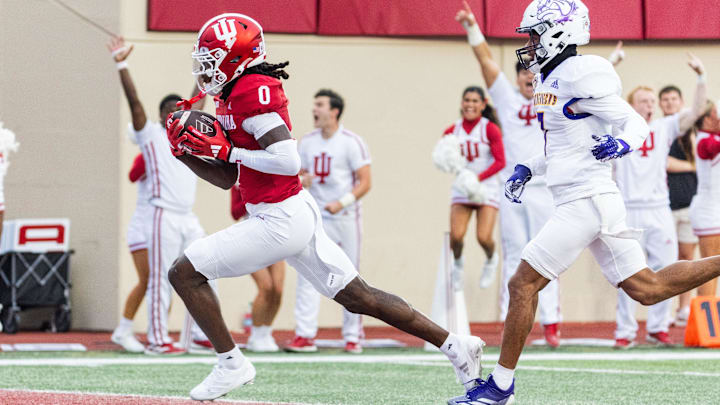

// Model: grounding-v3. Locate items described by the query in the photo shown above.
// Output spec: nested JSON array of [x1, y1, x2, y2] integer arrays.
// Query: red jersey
[[215, 74, 302, 204], [230, 184, 247, 220]]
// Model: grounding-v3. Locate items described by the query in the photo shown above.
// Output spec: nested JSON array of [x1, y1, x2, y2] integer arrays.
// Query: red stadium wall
[[147, 0, 720, 40], [147, 0, 317, 33], [644, 0, 720, 39], [315, 0, 484, 36], [484, 0, 643, 40]]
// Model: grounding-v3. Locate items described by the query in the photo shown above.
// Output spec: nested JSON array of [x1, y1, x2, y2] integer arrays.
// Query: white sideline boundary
[[2, 351, 720, 367], [0, 388, 319, 405], [402, 362, 720, 378]]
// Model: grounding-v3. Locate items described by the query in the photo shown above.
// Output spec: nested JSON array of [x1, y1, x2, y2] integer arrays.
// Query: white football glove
[[432, 135, 466, 174], [454, 169, 486, 204]]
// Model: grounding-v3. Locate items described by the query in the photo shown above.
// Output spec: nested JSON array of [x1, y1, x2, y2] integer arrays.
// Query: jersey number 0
[[258, 85, 271, 105]]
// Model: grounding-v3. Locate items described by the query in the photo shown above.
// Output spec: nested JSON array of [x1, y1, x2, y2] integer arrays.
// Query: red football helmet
[[192, 13, 267, 95]]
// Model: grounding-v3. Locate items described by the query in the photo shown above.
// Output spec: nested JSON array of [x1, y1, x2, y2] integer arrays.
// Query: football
[[167, 109, 219, 138]]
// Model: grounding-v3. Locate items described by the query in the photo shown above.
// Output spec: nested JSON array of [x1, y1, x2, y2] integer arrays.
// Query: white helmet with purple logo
[[515, 0, 590, 73]]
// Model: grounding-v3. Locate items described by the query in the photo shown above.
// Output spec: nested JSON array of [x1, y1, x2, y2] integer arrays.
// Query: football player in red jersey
[[165, 14, 485, 401]]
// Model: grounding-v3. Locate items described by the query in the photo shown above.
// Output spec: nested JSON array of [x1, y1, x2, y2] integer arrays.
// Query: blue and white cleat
[[447, 375, 515, 405]]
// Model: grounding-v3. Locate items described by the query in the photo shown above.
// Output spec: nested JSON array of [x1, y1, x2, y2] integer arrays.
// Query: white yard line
[[1, 351, 720, 367], [400, 361, 720, 378], [0, 388, 322, 405]]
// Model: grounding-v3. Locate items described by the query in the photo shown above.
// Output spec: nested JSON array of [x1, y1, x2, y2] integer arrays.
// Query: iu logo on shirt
[[314, 152, 332, 184], [460, 141, 480, 162], [518, 104, 537, 126], [638, 132, 655, 157]]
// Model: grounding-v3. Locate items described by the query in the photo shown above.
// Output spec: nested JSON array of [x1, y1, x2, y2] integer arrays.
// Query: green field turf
[[1, 347, 719, 404]]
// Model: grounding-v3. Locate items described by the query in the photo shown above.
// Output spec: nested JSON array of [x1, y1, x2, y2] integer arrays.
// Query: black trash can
[[0, 250, 73, 333]]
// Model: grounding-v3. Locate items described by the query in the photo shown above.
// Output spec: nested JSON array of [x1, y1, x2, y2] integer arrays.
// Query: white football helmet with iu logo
[[192, 13, 267, 95], [515, 0, 590, 74]]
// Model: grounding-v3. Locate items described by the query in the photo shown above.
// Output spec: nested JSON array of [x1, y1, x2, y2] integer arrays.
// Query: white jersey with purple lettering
[[614, 114, 681, 209], [129, 121, 197, 212], [298, 125, 371, 219], [527, 55, 646, 206], [489, 72, 545, 185]]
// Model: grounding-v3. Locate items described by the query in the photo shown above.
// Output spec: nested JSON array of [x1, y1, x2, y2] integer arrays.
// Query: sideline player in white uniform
[[166, 14, 485, 401], [660, 84, 701, 325], [287, 89, 371, 354], [108, 36, 214, 355], [614, 57, 707, 349], [450, 1, 720, 403], [230, 185, 286, 353], [111, 153, 151, 352], [690, 100, 720, 294], [455, 2, 561, 347]]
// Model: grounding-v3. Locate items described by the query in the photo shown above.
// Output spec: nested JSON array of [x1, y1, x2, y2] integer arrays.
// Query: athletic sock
[[217, 346, 244, 370], [453, 256, 464, 271], [256, 325, 271, 339], [116, 317, 133, 334], [439, 333, 461, 362], [492, 364, 515, 391]]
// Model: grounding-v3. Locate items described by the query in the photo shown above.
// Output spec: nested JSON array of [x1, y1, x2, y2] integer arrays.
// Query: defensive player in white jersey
[[165, 14, 485, 401], [111, 153, 151, 352], [108, 36, 215, 355], [613, 57, 707, 349], [450, 1, 720, 403], [455, 1, 561, 347], [287, 89, 371, 354], [690, 100, 720, 294]]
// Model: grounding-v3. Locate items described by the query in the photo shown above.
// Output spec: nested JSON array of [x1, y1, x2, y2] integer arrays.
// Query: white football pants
[[499, 184, 561, 325], [145, 207, 216, 346], [615, 206, 677, 340], [294, 214, 363, 343]]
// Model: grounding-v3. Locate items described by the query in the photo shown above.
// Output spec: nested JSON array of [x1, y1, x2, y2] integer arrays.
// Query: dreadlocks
[[243, 61, 290, 80]]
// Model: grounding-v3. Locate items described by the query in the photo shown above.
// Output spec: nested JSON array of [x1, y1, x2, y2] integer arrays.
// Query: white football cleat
[[451, 335, 486, 390], [190, 360, 256, 401], [111, 328, 145, 353], [246, 334, 280, 353], [479, 253, 499, 288]]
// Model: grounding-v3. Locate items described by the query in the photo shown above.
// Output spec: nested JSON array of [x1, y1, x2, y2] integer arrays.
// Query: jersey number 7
[[538, 111, 548, 156]]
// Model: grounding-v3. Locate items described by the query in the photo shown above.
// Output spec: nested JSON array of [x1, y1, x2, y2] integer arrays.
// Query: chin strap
[[176, 91, 206, 111]]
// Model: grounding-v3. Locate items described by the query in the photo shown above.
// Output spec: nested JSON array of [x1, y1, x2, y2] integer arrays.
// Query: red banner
[[484, 0, 643, 40], [147, 0, 317, 33], [316, 0, 484, 36], [644, 0, 720, 39], [146, 0, 720, 40]]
